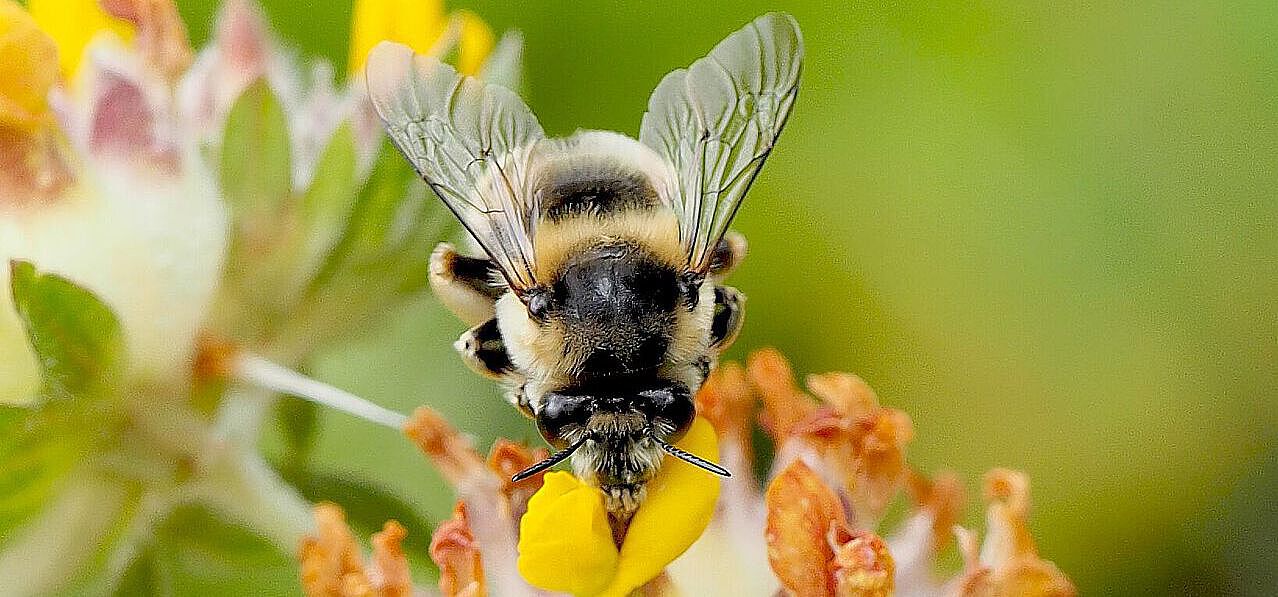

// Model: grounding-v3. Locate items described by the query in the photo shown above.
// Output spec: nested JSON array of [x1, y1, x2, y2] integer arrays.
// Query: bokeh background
[[175, 1, 1277, 594]]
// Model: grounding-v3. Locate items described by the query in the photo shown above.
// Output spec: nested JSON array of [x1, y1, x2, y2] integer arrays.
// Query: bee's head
[[510, 378, 730, 485], [534, 379, 695, 450], [521, 241, 701, 378]]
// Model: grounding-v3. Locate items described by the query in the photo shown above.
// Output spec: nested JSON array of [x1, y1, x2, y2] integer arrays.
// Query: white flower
[[0, 1, 518, 594]]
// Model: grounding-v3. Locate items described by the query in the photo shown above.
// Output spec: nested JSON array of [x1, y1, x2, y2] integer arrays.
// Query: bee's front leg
[[430, 242, 506, 325], [710, 285, 745, 350]]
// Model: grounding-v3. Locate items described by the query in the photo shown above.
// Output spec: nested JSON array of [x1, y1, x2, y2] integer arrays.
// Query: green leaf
[[220, 80, 292, 215], [310, 139, 420, 286], [8, 260, 124, 402], [112, 551, 164, 596], [109, 506, 298, 597], [269, 141, 449, 352], [211, 80, 296, 343], [278, 122, 361, 300], [1, 263, 131, 572], [0, 406, 79, 539], [299, 123, 359, 258]]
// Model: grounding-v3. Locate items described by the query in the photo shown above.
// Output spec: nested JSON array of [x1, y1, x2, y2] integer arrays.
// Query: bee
[[367, 13, 802, 515]]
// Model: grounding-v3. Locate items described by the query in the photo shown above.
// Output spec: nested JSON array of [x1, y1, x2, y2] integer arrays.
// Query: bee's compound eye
[[638, 383, 694, 442], [525, 288, 551, 322], [536, 391, 593, 449]]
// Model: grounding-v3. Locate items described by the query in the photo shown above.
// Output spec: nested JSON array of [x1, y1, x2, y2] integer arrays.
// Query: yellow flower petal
[[516, 418, 723, 596], [0, 0, 58, 130], [28, 0, 134, 78], [599, 416, 722, 597], [348, 0, 444, 74], [517, 471, 619, 596], [453, 9, 492, 76]]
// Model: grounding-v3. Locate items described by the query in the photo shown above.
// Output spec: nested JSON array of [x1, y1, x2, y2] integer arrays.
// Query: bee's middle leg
[[710, 285, 745, 351], [456, 317, 514, 380], [456, 318, 532, 417], [431, 242, 506, 325]]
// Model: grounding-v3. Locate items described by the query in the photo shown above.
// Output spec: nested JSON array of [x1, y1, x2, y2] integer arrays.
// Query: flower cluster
[[0, 0, 514, 593], [304, 349, 1076, 596], [1, 0, 511, 400]]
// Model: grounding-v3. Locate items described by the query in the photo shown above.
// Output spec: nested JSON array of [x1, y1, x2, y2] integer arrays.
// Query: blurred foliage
[[110, 506, 298, 596], [171, 0, 1278, 594], [1, 263, 124, 539]]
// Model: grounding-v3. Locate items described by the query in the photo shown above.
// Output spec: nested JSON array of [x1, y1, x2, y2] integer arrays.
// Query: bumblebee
[[367, 13, 802, 514]]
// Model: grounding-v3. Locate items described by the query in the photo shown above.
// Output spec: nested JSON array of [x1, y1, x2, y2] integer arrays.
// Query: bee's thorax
[[549, 242, 681, 378]]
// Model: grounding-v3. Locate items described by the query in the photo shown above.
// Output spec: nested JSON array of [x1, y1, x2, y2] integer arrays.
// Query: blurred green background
[[178, 1, 1278, 594]]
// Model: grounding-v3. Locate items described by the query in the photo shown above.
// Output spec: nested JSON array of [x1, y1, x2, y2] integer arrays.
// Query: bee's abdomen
[[541, 172, 661, 222]]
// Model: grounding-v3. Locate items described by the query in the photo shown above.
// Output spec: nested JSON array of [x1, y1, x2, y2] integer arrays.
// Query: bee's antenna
[[512, 436, 587, 483], [652, 436, 732, 477]]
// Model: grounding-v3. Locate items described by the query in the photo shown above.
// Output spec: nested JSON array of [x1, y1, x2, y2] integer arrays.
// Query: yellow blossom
[[27, 0, 134, 78], [0, 0, 58, 130], [453, 10, 494, 77], [349, 0, 443, 74], [347, 0, 493, 75], [517, 472, 619, 596], [517, 416, 722, 597]]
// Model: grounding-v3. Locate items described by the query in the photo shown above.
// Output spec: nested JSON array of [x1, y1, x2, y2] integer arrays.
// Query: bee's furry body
[[368, 12, 802, 515], [489, 133, 723, 512]]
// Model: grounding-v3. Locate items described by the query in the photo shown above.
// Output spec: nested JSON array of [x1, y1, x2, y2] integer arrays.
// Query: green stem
[[184, 441, 314, 554], [214, 385, 278, 448]]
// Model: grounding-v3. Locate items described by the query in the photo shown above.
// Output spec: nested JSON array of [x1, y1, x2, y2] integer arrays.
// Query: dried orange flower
[[299, 503, 412, 597], [829, 526, 895, 597], [403, 407, 546, 595], [304, 349, 1075, 596], [765, 460, 851, 595], [431, 503, 486, 597], [946, 470, 1076, 597]]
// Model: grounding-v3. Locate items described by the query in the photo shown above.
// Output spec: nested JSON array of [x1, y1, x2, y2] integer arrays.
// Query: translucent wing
[[366, 41, 544, 292], [639, 13, 803, 273]]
